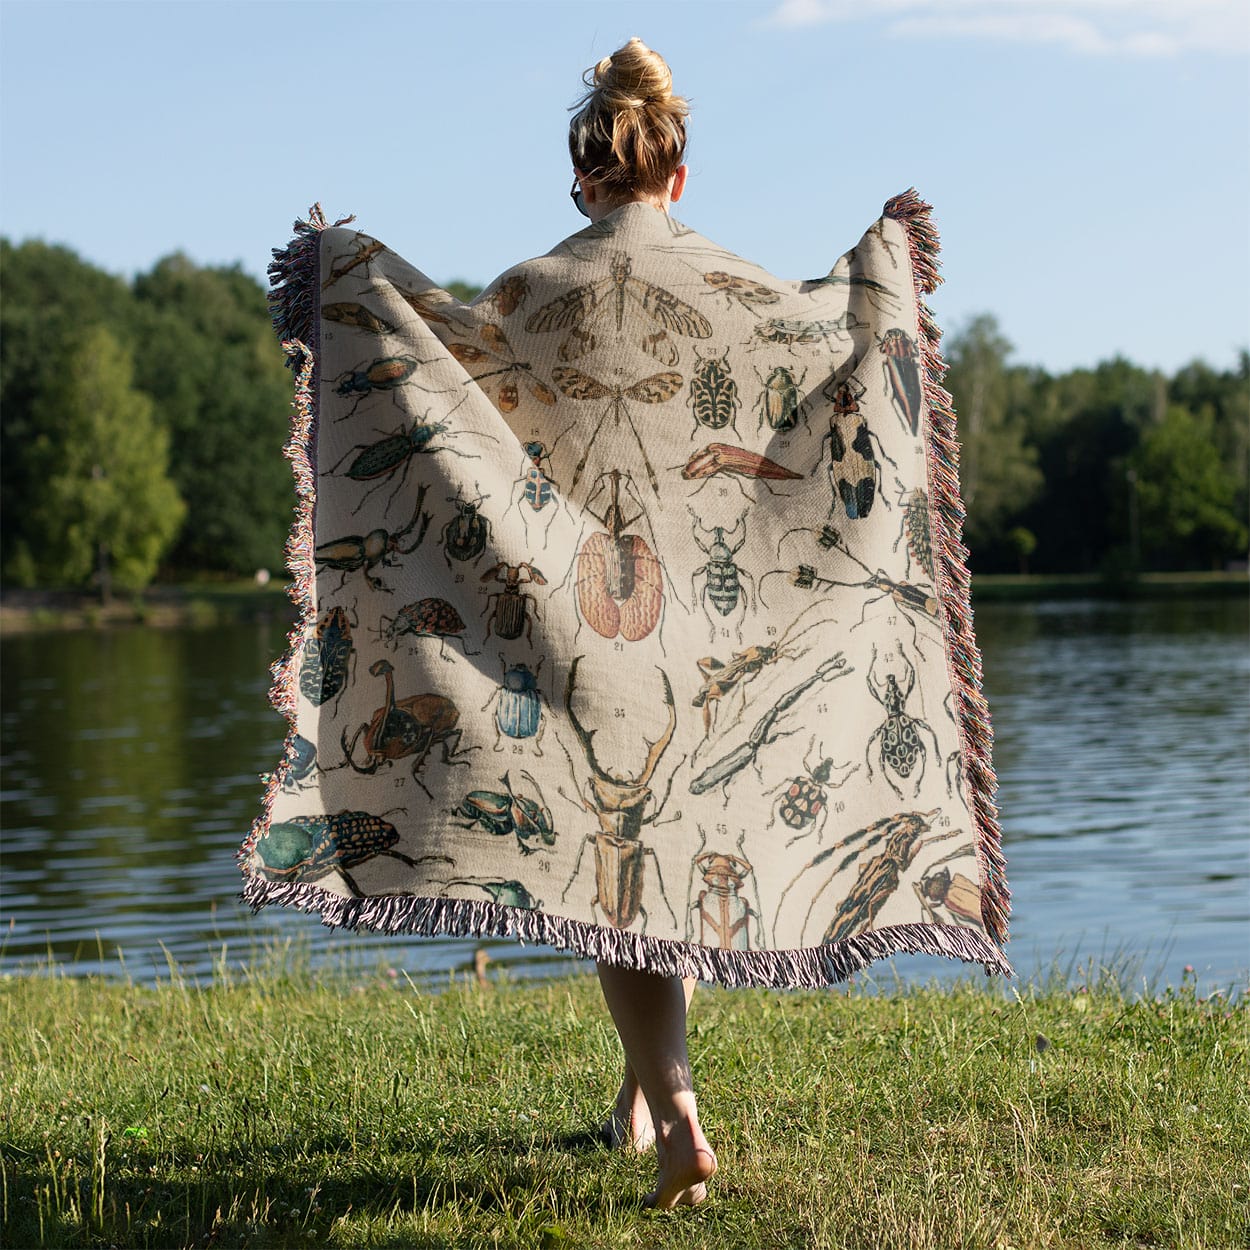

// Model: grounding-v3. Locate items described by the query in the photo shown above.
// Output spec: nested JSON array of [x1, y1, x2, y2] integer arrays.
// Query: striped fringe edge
[[241, 872, 1015, 988], [883, 188, 1011, 947], [237, 205, 345, 867]]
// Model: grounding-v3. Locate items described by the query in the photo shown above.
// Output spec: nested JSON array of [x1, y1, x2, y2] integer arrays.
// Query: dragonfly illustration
[[551, 366, 684, 495], [525, 252, 712, 365], [448, 324, 557, 414]]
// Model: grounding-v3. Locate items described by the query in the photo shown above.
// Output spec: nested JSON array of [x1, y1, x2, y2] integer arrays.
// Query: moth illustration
[[447, 324, 557, 414], [525, 252, 712, 365]]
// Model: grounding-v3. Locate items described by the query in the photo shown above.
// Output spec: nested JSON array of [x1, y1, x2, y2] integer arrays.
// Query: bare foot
[[643, 1118, 717, 1209], [601, 1082, 655, 1151]]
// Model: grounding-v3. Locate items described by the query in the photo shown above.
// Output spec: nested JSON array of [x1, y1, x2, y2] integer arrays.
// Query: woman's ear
[[669, 164, 688, 203]]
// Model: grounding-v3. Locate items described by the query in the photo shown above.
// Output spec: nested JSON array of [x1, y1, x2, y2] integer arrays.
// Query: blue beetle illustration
[[480, 653, 546, 756]]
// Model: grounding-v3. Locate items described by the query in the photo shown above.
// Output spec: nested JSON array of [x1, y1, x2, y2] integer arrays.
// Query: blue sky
[[2, 0, 1246, 374]]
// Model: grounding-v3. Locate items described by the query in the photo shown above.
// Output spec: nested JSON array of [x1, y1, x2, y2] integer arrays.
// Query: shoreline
[[2, 570, 1245, 635]]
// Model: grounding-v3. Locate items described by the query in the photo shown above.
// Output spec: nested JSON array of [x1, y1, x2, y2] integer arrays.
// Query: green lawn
[[2, 961, 1246, 1249]]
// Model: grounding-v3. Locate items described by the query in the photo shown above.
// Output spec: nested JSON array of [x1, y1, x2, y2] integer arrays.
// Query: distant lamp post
[[1125, 467, 1140, 569]]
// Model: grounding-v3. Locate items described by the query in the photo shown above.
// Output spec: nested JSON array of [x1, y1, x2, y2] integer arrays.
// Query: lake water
[[2, 597, 1247, 994]]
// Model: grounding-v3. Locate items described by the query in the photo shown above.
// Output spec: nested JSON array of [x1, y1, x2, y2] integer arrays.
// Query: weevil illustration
[[752, 314, 862, 354], [819, 375, 897, 521], [452, 771, 556, 855], [687, 347, 741, 437], [441, 484, 492, 568], [865, 645, 941, 798], [559, 658, 682, 932], [689, 653, 853, 802], [913, 844, 982, 929], [765, 737, 860, 847], [678, 441, 802, 501], [754, 364, 808, 433], [325, 400, 492, 514], [481, 654, 546, 755], [687, 832, 761, 950], [322, 302, 396, 335], [691, 603, 838, 742], [376, 597, 480, 661], [510, 441, 566, 550], [298, 604, 356, 711], [702, 271, 781, 315], [315, 490, 431, 594], [775, 811, 960, 945], [893, 484, 934, 582], [574, 471, 665, 645], [879, 327, 923, 437], [253, 809, 419, 897], [551, 365, 683, 496], [481, 560, 547, 646], [340, 659, 475, 799], [689, 507, 754, 641]]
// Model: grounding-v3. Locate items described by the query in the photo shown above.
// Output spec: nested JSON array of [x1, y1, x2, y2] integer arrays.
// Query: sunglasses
[[570, 176, 589, 218]]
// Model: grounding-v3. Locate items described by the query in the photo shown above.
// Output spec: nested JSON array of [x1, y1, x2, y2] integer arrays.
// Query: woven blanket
[[238, 191, 1011, 987]]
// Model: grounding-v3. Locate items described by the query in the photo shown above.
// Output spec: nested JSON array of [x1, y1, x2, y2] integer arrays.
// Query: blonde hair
[[568, 38, 688, 198]]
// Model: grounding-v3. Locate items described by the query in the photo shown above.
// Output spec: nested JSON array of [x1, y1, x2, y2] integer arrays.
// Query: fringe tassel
[[238, 205, 345, 868], [883, 188, 1011, 946], [240, 872, 1014, 988]]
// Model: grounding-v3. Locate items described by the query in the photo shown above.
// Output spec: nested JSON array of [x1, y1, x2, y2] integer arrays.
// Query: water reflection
[[2, 596, 1246, 991]]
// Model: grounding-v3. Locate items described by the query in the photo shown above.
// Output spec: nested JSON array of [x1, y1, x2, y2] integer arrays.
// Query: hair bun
[[594, 36, 673, 110]]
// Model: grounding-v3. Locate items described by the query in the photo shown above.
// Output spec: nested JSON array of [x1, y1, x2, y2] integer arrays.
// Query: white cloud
[[765, 0, 1249, 57]]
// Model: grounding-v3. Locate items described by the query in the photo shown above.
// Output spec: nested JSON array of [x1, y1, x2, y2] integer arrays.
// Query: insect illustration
[[525, 251, 712, 365], [689, 508, 754, 641], [452, 771, 556, 856], [315, 492, 431, 593], [678, 442, 802, 501], [281, 734, 319, 790], [575, 471, 665, 644], [448, 324, 557, 414], [551, 365, 683, 496], [687, 348, 741, 437], [481, 654, 546, 755], [752, 314, 861, 354], [331, 356, 430, 422], [879, 327, 923, 436], [754, 364, 808, 434], [943, 690, 966, 800], [865, 645, 941, 798], [774, 521, 844, 562], [321, 234, 386, 289], [776, 811, 960, 945], [702, 271, 781, 315], [340, 659, 474, 798], [691, 603, 836, 741], [298, 604, 356, 711], [487, 274, 530, 317], [376, 597, 479, 660], [510, 441, 566, 549], [689, 653, 853, 802], [431, 876, 542, 911], [559, 658, 681, 932], [802, 268, 900, 315], [913, 844, 982, 929], [441, 484, 492, 568], [819, 375, 897, 520], [893, 485, 934, 582], [326, 401, 489, 514], [253, 810, 419, 897], [765, 738, 859, 847], [687, 836, 761, 950], [388, 282, 474, 333], [322, 302, 396, 335], [481, 560, 547, 645]]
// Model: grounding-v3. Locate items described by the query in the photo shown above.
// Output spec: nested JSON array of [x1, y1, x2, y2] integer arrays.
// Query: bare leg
[[602, 976, 696, 1151], [596, 963, 717, 1208]]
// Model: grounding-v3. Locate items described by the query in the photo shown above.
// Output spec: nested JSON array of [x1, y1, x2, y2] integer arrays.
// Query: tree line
[[1, 239, 1245, 594]]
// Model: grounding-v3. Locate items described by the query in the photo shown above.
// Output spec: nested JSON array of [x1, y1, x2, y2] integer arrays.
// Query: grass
[[1, 958, 1246, 1250]]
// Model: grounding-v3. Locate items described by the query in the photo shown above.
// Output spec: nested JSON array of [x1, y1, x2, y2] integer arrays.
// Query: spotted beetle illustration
[[687, 347, 741, 437], [819, 375, 897, 520], [765, 737, 860, 847], [865, 645, 941, 798], [377, 597, 480, 660]]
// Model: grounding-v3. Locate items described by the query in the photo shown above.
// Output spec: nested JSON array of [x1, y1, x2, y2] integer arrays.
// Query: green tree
[[1129, 405, 1246, 570], [20, 327, 185, 595], [942, 315, 1043, 564]]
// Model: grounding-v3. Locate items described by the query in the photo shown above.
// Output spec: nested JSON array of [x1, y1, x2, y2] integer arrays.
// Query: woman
[[244, 37, 1010, 1215]]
